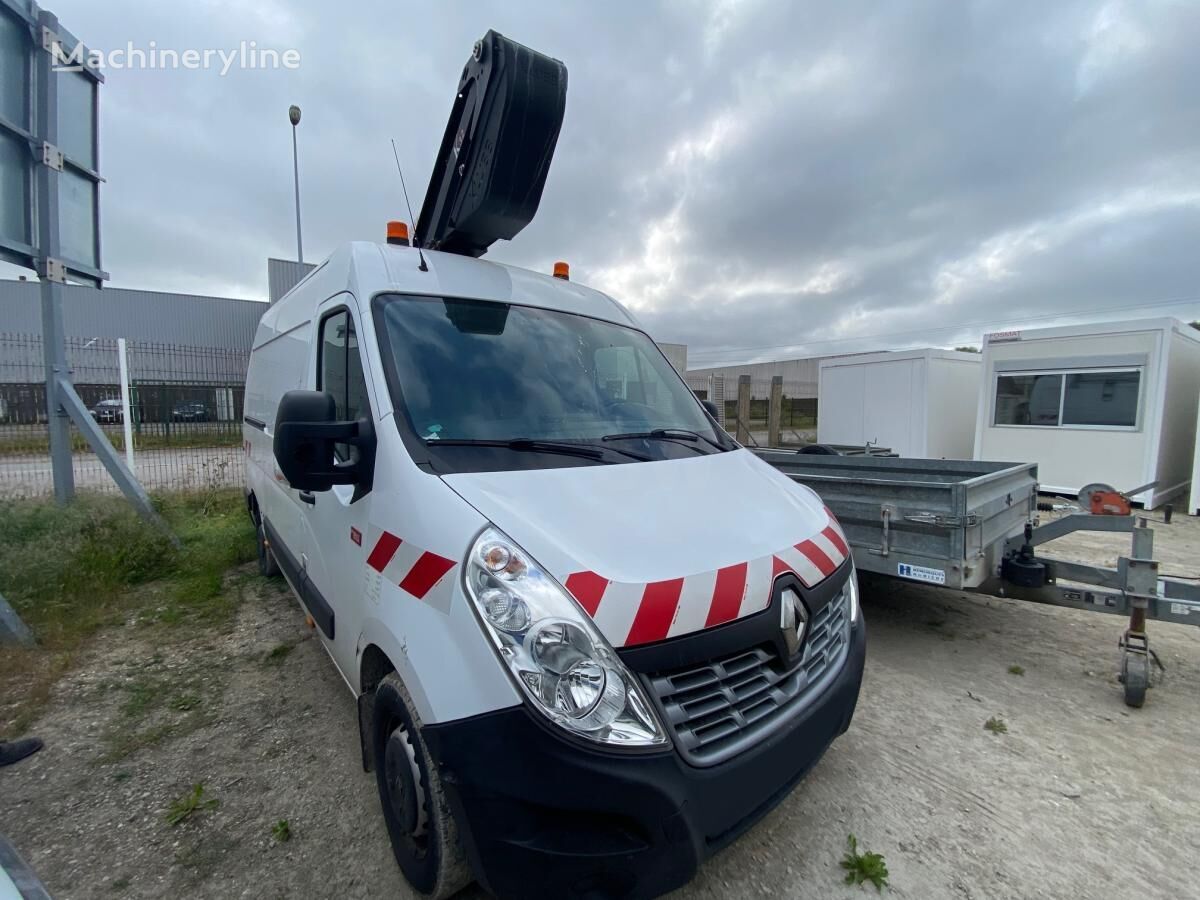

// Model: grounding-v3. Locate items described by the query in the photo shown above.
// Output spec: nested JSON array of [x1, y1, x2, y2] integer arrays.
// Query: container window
[[994, 373, 1062, 426], [1062, 370, 1139, 427]]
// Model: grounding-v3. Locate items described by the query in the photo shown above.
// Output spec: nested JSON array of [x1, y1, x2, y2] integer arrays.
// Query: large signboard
[[0, 0, 104, 283]]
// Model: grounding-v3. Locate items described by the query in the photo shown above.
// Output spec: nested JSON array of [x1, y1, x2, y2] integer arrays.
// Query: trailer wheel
[[372, 672, 471, 899], [255, 518, 280, 578], [1121, 653, 1149, 708]]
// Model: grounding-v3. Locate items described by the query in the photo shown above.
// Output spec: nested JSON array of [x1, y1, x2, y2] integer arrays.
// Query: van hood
[[442, 449, 850, 648]]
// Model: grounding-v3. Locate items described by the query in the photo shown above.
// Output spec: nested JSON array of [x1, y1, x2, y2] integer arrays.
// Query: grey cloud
[[22, 0, 1200, 365]]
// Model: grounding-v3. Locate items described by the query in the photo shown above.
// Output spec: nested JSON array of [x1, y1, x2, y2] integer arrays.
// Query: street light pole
[[289, 105, 303, 263]]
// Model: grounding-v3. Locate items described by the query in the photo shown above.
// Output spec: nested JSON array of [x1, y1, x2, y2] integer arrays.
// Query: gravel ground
[[2, 513, 1198, 899]]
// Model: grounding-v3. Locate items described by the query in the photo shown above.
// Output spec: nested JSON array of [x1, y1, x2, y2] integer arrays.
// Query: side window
[[319, 309, 371, 460]]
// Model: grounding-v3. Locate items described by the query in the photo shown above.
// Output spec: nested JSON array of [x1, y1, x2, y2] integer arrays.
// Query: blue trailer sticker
[[898, 563, 946, 585]]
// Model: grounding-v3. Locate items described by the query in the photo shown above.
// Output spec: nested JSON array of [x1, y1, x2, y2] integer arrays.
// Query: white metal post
[[117, 337, 134, 472]]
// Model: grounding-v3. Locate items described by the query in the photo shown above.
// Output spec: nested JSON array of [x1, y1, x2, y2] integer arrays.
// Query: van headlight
[[465, 527, 668, 748]]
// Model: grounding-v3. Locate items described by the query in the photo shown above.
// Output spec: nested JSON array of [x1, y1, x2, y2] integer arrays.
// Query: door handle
[[299, 491, 316, 506]]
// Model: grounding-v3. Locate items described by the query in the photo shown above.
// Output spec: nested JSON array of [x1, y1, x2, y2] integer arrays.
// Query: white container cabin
[[974, 318, 1200, 509], [817, 349, 982, 459]]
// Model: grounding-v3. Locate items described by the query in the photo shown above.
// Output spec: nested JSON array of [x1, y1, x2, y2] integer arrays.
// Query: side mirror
[[273, 390, 375, 497], [701, 400, 721, 420]]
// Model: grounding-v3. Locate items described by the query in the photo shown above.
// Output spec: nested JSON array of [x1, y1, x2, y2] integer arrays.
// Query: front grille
[[645, 583, 851, 767]]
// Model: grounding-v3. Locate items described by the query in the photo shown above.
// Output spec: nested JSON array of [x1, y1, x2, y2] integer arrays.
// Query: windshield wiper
[[602, 428, 727, 453], [426, 438, 651, 462]]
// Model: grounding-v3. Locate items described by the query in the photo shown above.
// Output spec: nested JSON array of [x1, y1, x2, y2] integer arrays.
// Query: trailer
[[754, 449, 1200, 708]]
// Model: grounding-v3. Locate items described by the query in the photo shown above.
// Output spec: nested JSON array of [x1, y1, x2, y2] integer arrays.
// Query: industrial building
[[686, 355, 829, 395], [0, 263, 689, 426]]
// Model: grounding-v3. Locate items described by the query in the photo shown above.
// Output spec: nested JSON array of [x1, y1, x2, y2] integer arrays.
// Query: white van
[[244, 240, 866, 899]]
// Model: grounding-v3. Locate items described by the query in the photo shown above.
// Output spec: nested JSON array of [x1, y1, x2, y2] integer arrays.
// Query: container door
[[863, 360, 915, 456], [818, 364, 866, 447]]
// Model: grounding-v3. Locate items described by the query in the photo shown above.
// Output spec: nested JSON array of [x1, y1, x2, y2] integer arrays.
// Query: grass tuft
[[263, 642, 296, 665], [984, 716, 1008, 735], [0, 489, 255, 737], [1007, 664, 1025, 676], [272, 819, 292, 842], [840, 833, 889, 891], [165, 783, 219, 827]]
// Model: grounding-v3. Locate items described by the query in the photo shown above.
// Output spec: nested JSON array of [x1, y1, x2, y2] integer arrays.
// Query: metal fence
[[685, 373, 818, 444], [0, 333, 248, 498]]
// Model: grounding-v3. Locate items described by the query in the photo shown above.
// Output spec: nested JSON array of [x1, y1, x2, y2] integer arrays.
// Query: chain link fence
[[0, 332, 248, 498]]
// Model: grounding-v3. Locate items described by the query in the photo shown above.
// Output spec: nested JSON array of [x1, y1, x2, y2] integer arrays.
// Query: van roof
[[264, 241, 641, 333]]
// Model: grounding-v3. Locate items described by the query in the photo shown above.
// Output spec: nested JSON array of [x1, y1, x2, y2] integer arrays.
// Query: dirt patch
[[2, 517, 1199, 899]]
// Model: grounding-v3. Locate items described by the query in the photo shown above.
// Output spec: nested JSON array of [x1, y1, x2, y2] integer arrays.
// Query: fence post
[[767, 375, 783, 448], [118, 338, 135, 472], [736, 375, 751, 445]]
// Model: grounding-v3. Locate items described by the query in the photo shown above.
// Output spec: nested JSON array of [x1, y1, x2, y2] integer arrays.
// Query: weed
[[984, 716, 1008, 735], [272, 819, 292, 842], [165, 783, 219, 827], [100, 663, 221, 763], [840, 834, 889, 892], [110, 876, 131, 892], [112, 770, 133, 783], [1007, 664, 1025, 676], [120, 677, 161, 719], [263, 642, 295, 665], [170, 692, 200, 712]]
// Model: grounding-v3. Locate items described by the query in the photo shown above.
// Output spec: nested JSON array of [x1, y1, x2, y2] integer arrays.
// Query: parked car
[[171, 401, 209, 422], [90, 399, 123, 423]]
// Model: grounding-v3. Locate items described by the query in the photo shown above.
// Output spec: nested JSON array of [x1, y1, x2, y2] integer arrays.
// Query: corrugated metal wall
[[268, 258, 317, 303], [0, 279, 267, 351], [656, 342, 687, 373], [686, 357, 827, 397]]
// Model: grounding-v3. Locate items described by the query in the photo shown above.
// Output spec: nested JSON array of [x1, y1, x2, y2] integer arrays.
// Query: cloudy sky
[[9, 0, 1200, 365]]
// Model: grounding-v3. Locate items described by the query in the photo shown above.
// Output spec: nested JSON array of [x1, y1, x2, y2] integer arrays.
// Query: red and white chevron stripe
[[565, 510, 851, 648], [364, 530, 457, 601]]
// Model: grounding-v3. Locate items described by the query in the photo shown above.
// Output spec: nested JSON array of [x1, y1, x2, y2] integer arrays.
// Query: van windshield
[[374, 294, 727, 454]]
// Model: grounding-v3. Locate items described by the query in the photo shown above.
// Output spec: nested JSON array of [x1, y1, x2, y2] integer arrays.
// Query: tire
[[373, 672, 472, 899], [256, 518, 280, 578], [1122, 654, 1148, 709]]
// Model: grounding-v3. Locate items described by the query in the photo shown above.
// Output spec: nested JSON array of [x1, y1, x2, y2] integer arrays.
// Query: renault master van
[[243, 241, 865, 899], [245, 27, 864, 900]]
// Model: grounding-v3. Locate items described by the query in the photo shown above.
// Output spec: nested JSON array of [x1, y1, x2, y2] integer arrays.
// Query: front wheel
[[373, 672, 471, 899]]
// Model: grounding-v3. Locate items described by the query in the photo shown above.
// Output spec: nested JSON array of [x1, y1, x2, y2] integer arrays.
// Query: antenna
[[391, 139, 429, 272]]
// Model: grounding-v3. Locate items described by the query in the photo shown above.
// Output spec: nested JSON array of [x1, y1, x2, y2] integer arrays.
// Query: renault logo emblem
[[780, 587, 808, 659]]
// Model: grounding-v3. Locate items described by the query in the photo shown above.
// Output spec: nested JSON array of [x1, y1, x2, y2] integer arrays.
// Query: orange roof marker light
[[387, 221, 411, 246], [553, 261, 570, 281]]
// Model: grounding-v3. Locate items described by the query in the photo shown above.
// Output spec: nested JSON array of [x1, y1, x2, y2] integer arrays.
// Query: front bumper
[[423, 615, 866, 900]]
